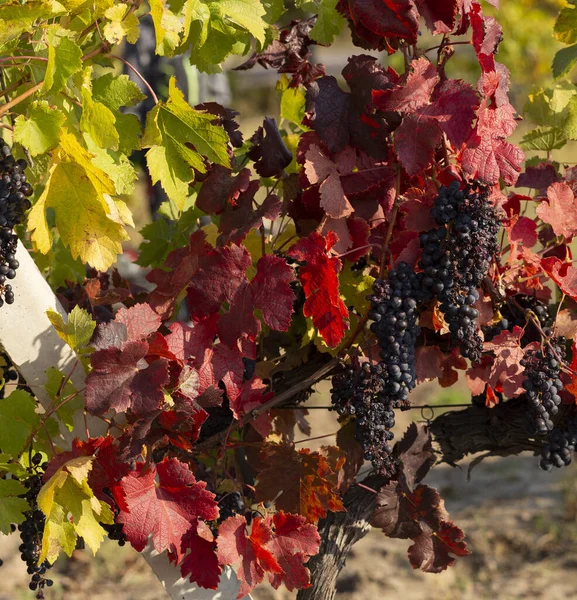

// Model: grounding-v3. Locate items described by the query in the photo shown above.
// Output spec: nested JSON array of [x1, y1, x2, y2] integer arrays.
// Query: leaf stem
[[108, 55, 159, 104]]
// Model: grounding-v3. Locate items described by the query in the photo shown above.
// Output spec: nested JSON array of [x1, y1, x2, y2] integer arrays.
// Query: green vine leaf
[[0, 479, 29, 534], [309, 0, 345, 45], [0, 390, 40, 457], [47, 305, 96, 352], [13, 101, 66, 157], [43, 36, 83, 94], [142, 77, 230, 210]]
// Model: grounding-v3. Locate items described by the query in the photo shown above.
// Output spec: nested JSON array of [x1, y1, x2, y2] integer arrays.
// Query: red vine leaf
[[217, 515, 282, 597], [541, 257, 577, 302], [248, 117, 293, 178], [147, 231, 211, 320], [256, 444, 345, 523], [86, 341, 169, 416], [118, 458, 218, 561], [180, 519, 221, 590], [373, 57, 439, 113], [264, 512, 321, 591], [408, 520, 469, 573], [287, 231, 349, 348], [304, 144, 354, 219], [196, 166, 251, 215], [536, 182, 577, 240], [114, 303, 161, 343]]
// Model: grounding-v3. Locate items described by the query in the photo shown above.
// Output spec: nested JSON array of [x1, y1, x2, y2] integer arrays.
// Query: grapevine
[[0, 2, 576, 600]]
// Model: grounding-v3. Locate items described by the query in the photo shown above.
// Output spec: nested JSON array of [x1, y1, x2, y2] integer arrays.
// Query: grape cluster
[[0, 141, 32, 308], [521, 336, 565, 436], [19, 453, 53, 598], [484, 295, 552, 343], [0, 350, 18, 399], [331, 363, 396, 476], [331, 263, 423, 475], [419, 180, 500, 362], [540, 414, 577, 471], [216, 491, 245, 522], [368, 263, 422, 405]]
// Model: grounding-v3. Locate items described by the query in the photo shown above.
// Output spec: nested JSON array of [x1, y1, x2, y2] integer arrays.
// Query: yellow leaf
[[103, 4, 140, 44], [27, 132, 130, 270], [64, 455, 94, 484]]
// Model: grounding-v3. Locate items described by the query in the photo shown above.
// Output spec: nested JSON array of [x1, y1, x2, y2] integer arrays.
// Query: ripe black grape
[[419, 180, 500, 362], [330, 262, 422, 476], [216, 491, 245, 522], [0, 140, 32, 308], [18, 455, 54, 595], [540, 414, 577, 471], [484, 294, 552, 343], [521, 336, 565, 436], [0, 350, 18, 398]]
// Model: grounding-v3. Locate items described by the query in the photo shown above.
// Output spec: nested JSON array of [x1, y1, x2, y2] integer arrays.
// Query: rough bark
[[297, 475, 385, 600]]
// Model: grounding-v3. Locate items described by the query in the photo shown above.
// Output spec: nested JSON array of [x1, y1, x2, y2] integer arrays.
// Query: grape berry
[[0, 140, 32, 308]]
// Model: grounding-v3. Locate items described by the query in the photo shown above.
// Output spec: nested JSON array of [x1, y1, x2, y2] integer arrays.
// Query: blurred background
[[3, 0, 577, 598]]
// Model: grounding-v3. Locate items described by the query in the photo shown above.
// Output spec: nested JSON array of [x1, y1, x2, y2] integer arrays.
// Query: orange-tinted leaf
[[256, 444, 345, 522]]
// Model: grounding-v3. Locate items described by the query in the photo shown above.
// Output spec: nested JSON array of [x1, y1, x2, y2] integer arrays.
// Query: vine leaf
[[118, 458, 218, 560], [187, 246, 295, 351], [371, 424, 469, 573], [43, 37, 83, 94], [150, 0, 182, 56], [147, 230, 211, 320], [247, 117, 293, 178], [541, 257, 577, 301], [38, 456, 115, 564], [142, 78, 230, 210], [264, 512, 321, 591], [304, 144, 354, 219], [218, 180, 282, 245], [217, 515, 282, 597], [47, 305, 96, 352], [28, 132, 130, 271], [256, 444, 345, 522], [13, 101, 65, 157], [0, 390, 40, 456], [288, 231, 349, 348], [43, 436, 130, 512], [217, 512, 320, 596], [103, 4, 140, 44], [179, 519, 222, 590], [536, 181, 577, 239], [408, 520, 469, 573], [86, 341, 169, 416], [0, 479, 29, 534], [114, 303, 162, 343]]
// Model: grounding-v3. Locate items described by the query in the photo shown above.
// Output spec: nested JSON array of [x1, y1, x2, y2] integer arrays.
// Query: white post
[[0, 241, 247, 600]]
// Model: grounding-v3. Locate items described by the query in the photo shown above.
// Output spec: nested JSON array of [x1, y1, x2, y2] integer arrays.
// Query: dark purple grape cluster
[[521, 336, 565, 436], [216, 491, 245, 522], [330, 263, 423, 475], [0, 350, 18, 399], [540, 413, 577, 471], [418, 180, 500, 362], [0, 141, 32, 308], [368, 262, 422, 405], [19, 453, 53, 598], [483, 294, 552, 343], [330, 362, 397, 476]]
